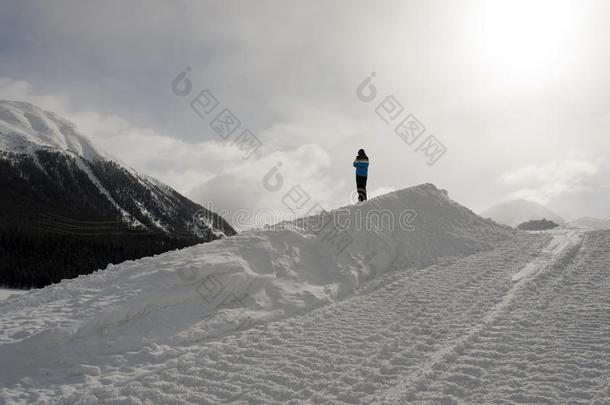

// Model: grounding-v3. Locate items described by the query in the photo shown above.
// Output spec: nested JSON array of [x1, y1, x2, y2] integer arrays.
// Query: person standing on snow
[[353, 149, 369, 202]]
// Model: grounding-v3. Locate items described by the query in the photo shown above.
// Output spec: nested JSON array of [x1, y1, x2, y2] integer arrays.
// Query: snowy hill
[[0, 101, 235, 288], [481, 198, 565, 227], [0, 183, 526, 403], [569, 216, 610, 230], [1, 185, 607, 404]]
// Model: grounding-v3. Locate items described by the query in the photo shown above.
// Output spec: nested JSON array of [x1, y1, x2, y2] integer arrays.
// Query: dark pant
[[356, 175, 367, 202]]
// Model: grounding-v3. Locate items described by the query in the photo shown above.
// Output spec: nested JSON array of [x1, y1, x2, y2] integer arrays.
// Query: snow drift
[[0, 184, 514, 387]]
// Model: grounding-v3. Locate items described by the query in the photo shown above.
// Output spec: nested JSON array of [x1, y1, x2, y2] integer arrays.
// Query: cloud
[[189, 143, 346, 230], [499, 151, 605, 205], [3, 1, 610, 222], [0, 77, 345, 229], [0, 77, 214, 191]]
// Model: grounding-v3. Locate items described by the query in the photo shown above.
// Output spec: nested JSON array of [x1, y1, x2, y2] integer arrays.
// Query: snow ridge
[[2, 184, 608, 404], [0, 184, 515, 400]]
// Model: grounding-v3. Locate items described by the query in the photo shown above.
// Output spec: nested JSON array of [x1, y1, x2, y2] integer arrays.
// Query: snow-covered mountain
[[0, 100, 235, 288], [0, 100, 106, 161], [481, 199, 565, 227], [569, 216, 610, 230]]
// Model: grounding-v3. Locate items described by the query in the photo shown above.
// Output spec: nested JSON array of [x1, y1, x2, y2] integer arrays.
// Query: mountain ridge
[[0, 100, 235, 288], [0, 100, 107, 161]]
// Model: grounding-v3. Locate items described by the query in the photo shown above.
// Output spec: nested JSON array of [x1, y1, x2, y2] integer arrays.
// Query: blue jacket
[[353, 158, 369, 177]]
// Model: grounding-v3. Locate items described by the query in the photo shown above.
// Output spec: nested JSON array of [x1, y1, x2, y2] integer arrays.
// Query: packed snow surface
[[1, 184, 609, 404], [0, 289, 26, 302]]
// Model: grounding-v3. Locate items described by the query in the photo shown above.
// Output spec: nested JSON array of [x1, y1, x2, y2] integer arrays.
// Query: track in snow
[[4, 228, 608, 404], [383, 229, 610, 404]]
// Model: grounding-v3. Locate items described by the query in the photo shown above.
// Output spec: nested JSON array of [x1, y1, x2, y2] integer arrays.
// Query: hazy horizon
[[2, 0, 609, 226]]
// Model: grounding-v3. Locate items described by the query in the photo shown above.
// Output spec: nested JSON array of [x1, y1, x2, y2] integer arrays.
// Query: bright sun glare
[[471, 0, 579, 82]]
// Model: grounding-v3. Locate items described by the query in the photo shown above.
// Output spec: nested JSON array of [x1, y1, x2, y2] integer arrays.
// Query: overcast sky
[[1, 0, 609, 228]]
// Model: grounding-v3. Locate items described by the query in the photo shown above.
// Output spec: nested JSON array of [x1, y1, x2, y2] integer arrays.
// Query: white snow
[[1, 184, 609, 404], [189, 211, 228, 239], [510, 227, 583, 282], [73, 156, 146, 229], [380, 226, 587, 403], [0, 101, 106, 161], [0, 289, 27, 302], [134, 200, 167, 232]]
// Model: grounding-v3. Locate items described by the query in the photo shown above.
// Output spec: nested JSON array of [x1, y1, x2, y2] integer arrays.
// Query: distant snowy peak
[[481, 199, 565, 227], [569, 216, 610, 230], [0, 100, 105, 161]]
